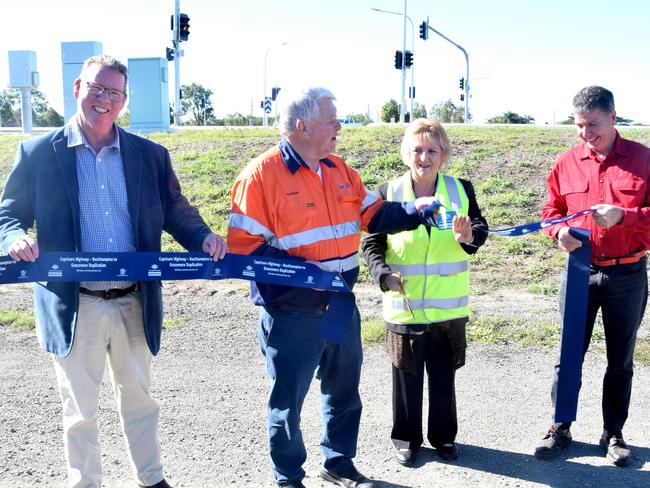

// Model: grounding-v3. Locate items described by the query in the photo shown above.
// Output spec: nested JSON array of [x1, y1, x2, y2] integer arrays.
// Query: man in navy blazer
[[0, 55, 226, 488]]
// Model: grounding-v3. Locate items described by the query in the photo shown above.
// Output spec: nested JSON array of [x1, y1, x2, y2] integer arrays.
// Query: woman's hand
[[452, 215, 473, 244], [384, 272, 406, 292]]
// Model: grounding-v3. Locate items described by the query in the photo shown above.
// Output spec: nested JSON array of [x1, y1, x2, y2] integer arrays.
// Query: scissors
[[396, 273, 415, 319]]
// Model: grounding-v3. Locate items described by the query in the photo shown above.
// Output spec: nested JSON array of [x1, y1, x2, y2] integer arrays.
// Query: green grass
[[0, 308, 35, 331], [163, 318, 187, 330]]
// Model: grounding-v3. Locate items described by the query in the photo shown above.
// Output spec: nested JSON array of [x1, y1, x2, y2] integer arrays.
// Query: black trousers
[[552, 258, 648, 433], [391, 325, 458, 450]]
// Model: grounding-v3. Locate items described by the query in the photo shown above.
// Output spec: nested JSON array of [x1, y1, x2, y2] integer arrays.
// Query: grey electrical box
[[8, 51, 39, 88], [128, 57, 170, 131], [61, 41, 103, 123]]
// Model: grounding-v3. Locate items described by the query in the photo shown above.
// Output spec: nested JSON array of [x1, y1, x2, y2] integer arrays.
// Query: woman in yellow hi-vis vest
[[362, 119, 488, 467]]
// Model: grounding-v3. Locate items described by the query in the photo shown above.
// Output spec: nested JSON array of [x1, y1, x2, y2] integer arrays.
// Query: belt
[[593, 251, 646, 267], [272, 302, 328, 316], [79, 283, 139, 300]]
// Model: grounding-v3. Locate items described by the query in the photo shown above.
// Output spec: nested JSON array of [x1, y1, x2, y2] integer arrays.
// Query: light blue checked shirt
[[66, 119, 135, 290]]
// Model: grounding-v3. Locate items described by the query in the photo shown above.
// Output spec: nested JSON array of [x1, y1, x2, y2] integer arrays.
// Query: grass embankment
[[1, 127, 650, 361]]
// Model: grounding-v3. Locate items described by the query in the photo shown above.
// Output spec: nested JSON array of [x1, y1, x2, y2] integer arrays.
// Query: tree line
[[0, 89, 64, 127]]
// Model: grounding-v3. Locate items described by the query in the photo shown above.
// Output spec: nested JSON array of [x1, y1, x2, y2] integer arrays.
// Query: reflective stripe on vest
[[384, 171, 470, 324]]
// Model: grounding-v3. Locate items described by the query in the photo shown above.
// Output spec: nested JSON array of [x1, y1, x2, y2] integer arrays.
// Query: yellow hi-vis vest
[[384, 171, 470, 324]]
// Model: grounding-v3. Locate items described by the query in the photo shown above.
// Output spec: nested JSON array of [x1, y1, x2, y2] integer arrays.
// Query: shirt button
[[109, 238, 113, 243], [105, 211, 109, 216], [97, 158, 102, 162], [101, 185, 105, 190]]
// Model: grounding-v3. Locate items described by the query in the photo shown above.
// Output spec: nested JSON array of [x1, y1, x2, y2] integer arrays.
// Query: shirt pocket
[[276, 202, 318, 241], [560, 179, 589, 211], [337, 195, 362, 222], [612, 178, 645, 208]]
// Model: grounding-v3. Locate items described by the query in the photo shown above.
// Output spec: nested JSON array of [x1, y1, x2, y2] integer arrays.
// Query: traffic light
[[459, 77, 464, 90], [419, 21, 428, 40], [394, 51, 403, 70], [260, 100, 264, 109], [165, 47, 174, 61], [404, 51, 413, 68], [460, 94, 465, 101], [271, 87, 281, 101], [179, 13, 190, 41]]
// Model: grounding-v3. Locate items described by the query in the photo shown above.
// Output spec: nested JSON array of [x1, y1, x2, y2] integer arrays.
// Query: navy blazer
[[0, 126, 212, 357]]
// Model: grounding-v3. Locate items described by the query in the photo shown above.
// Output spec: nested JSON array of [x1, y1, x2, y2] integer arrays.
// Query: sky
[[2, 0, 649, 125]]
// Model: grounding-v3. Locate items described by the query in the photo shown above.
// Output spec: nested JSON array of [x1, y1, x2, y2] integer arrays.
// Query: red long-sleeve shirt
[[541, 132, 650, 260]]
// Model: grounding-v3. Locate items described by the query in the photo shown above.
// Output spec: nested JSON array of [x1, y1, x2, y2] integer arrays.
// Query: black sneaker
[[534, 425, 572, 459], [319, 466, 374, 488], [600, 431, 632, 467]]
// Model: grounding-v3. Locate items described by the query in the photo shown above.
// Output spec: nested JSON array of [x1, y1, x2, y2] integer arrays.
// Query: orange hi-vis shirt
[[227, 138, 421, 308]]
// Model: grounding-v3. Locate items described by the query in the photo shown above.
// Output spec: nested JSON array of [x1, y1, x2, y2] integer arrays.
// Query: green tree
[[30, 89, 49, 124], [487, 111, 534, 124], [180, 83, 214, 125], [558, 114, 574, 125], [38, 107, 64, 127], [616, 116, 634, 126], [0, 90, 20, 127], [345, 113, 373, 125], [223, 112, 248, 126], [431, 99, 465, 123], [380, 99, 399, 123], [412, 103, 427, 120], [116, 110, 130, 127]]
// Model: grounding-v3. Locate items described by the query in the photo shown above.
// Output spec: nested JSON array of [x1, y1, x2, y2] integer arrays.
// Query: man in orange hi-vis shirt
[[228, 87, 440, 488]]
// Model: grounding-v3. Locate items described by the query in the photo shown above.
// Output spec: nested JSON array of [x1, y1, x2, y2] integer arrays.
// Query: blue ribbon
[[0, 252, 353, 344], [488, 209, 594, 236], [554, 228, 591, 422], [481, 209, 595, 423]]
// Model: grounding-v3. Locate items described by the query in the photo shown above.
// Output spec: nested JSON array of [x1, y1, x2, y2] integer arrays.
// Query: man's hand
[[557, 227, 582, 253], [417, 199, 442, 227], [413, 196, 438, 211], [591, 204, 624, 229], [383, 272, 406, 292], [8, 235, 39, 262], [452, 215, 473, 244], [202, 233, 228, 261]]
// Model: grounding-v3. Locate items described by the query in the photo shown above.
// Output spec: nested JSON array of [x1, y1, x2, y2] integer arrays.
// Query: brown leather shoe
[[138, 479, 172, 488], [600, 431, 632, 467]]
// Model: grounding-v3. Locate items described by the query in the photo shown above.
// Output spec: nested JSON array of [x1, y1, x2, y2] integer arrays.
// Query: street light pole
[[371, 4, 415, 122], [263, 42, 287, 127]]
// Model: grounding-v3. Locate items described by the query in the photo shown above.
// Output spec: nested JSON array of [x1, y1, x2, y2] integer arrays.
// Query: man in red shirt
[[535, 86, 650, 466]]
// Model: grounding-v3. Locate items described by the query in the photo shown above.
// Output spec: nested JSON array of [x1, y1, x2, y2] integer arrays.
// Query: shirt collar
[[65, 117, 120, 152], [279, 137, 335, 174]]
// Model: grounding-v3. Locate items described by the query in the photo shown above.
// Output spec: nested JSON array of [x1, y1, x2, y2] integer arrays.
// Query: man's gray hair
[[573, 85, 615, 114], [280, 87, 336, 136], [81, 55, 129, 88]]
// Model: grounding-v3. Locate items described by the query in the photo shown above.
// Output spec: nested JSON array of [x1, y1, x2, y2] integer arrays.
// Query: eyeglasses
[[85, 82, 126, 103]]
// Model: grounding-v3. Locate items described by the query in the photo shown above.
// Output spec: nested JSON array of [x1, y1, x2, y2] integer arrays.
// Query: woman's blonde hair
[[400, 118, 450, 165]]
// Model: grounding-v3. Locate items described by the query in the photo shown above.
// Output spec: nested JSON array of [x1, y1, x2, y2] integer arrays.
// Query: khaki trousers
[[52, 292, 163, 488]]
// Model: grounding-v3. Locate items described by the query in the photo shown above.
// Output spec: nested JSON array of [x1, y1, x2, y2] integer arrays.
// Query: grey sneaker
[[534, 425, 572, 459], [600, 431, 632, 467]]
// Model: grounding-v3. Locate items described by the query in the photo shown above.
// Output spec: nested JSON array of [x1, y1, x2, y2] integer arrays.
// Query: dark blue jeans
[[258, 305, 363, 485], [552, 258, 647, 433]]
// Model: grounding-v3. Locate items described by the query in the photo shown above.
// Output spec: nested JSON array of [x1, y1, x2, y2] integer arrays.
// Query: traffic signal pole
[[423, 20, 470, 123], [400, 0, 407, 123], [173, 0, 181, 126]]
